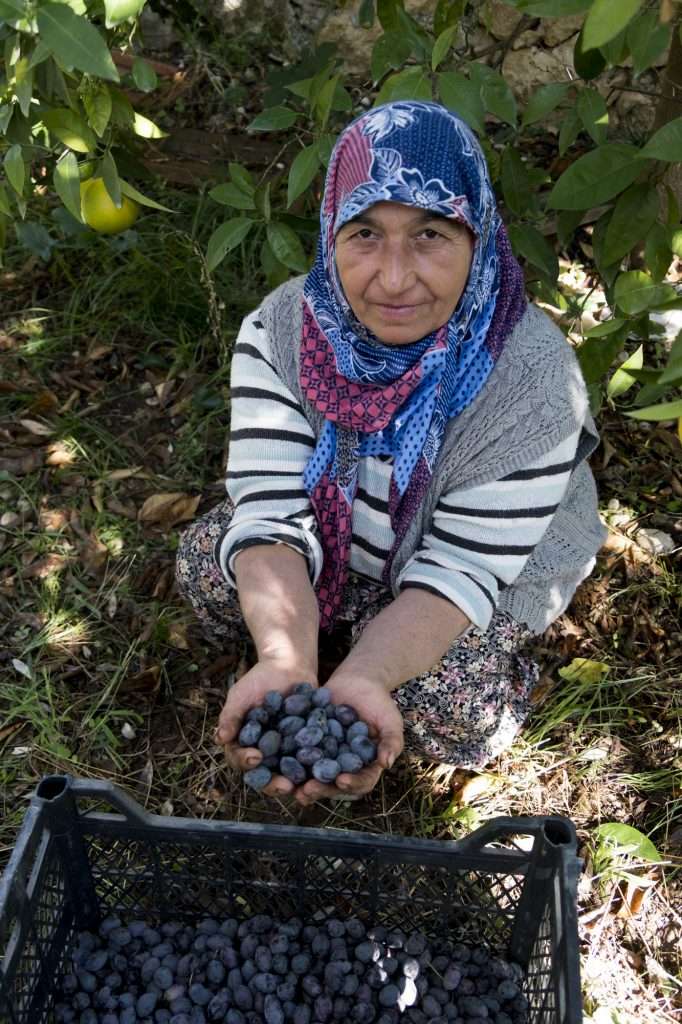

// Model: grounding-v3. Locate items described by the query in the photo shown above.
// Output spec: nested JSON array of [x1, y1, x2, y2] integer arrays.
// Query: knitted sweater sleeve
[[214, 313, 323, 587], [396, 427, 582, 631]]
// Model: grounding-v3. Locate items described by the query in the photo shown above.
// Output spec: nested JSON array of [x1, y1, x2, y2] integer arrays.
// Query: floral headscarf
[[300, 101, 526, 630]]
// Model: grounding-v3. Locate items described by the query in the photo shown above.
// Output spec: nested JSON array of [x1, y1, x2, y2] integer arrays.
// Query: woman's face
[[335, 201, 474, 346]]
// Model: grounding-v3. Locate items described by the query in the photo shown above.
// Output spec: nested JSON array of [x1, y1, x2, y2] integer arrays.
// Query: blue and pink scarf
[[300, 101, 526, 629]]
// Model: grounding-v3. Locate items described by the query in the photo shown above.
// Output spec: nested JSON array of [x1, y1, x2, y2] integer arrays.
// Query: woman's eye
[[419, 228, 442, 240], [355, 228, 375, 240]]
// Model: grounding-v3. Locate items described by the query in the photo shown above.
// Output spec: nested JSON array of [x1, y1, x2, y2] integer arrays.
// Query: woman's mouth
[[375, 303, 421, 320]]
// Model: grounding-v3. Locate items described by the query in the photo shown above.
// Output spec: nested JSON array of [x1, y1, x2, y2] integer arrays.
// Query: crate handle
[[36, 775, 153, 827]]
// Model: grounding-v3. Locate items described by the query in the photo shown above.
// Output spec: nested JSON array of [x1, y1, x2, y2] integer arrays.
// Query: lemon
[[80, 178, 139, 234]]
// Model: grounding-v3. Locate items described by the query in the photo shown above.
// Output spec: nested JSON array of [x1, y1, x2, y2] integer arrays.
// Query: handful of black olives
[[237, 683, 377, 792]]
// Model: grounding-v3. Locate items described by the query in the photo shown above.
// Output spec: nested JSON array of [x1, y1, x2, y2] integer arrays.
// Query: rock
[[635, 528, 676, 556], [502, 38, 576, 104], [479, 1, 523, 41]]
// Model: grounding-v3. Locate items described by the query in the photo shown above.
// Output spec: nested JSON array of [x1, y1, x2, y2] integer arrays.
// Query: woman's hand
[[294, 671, 404, 806], [217, 660, 318, 798]]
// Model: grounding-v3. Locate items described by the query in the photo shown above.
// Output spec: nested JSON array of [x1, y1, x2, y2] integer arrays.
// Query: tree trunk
[[654, 20, 682, 214]]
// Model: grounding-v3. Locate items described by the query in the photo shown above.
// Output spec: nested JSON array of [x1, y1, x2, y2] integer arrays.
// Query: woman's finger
[[223, 743, 262, 771], [262, 774, 295, 798]]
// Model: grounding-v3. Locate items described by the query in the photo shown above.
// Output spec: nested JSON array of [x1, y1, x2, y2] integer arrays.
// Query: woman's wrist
[[257, 649, 318, 684]]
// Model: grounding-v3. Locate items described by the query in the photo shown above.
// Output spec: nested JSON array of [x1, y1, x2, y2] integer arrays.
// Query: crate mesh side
[[525, 901, 555, 1023], [0, 848, 76, 1024], [81, 833, 526, 952]]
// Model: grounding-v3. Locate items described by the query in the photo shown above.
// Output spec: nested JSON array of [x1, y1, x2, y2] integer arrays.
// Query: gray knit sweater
[[259, 276, 606, 635]]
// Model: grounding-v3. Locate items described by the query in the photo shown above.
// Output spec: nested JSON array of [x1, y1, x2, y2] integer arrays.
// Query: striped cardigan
[[217, 278, 606, 635]]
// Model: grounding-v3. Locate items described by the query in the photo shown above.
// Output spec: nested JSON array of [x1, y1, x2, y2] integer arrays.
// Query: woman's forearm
[[339, 587, 470, 691], [234, 544, 319, 676]]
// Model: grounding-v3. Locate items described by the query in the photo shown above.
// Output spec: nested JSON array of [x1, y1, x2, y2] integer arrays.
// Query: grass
[[1, 186, 681, 1023]]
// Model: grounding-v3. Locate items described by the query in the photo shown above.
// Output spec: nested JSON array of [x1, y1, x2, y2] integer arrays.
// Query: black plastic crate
[[0, 775, 582, 1023]]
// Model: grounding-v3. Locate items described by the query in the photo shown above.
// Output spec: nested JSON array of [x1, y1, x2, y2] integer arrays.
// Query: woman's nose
[[378, 240, 416, 294]]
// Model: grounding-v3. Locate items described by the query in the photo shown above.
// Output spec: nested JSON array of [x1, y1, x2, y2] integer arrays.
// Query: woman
[[176, 101, 605, 805]]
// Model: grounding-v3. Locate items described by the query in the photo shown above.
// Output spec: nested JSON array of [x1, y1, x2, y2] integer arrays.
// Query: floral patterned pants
[[175, 499, 539, 769]]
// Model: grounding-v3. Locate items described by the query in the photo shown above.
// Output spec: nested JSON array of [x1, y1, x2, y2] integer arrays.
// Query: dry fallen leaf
[[138, 491, 200, 528], [18, 418, 54, 437], [452, 773, 502, 806], [0, 721, 23, 744], [46, 442, 75, 467], [20, 553, 69, 579], [38, 509, 69, 531], [119, 664, 161, 696], [167, 621, 190, 649], [86, 343, 113, 361], [104, 466, 144, 482], [79, 532, 109, 576]]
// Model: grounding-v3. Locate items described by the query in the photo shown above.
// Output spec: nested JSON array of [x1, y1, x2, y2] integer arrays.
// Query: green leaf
[[53, 150, 82, 222], [607, 343, 643, 398], [558, 657, 610, 684], [28, 40, 51, 70], [432, 23, 457, 71], [133, 112, 167, 139], [577, 332, 627, 385], [209, 182, 256, 210], [394, 7, 432, 60], [603, 183, 659, 266], [206, 217, 253, 271], [377, 0, 403, 31], [15, 221, 54, 261], [627, 398, 682, 420], [660, 331, 682, 386], [371, 31, 411, 83], [13, 57, 33, 118], [132, 57, 158, 93], [480, 73, 517, 126], [614, 271, 678, 315], [331, 81, 353, 113], [584, 317, 626, 338], [433, 0, 466, 35], [627, 11, 670, 76], [640, 116, 682, 162], [43, 108, 97, 153], [375, 66, 432, 104], [438, 71, 485, 134], [260, 238, 289, 289], [82, 84, 112, 138], [255, 181, 272, 223], [248, 106, 299, 132], [4, 142, 25, 194], [229, 163, 254, 192], [558, 108, 581, 156], [315, 74, 338, 130], [522, 82, 570, 126], [574, 27, 607, 80], [548, 144, 647, 210], [37, 5, 119, 83], [599, 26, 629, 66], [266, 221, 308, 272], [582, 0, 642, 51], [644, 222, 672, 282], [508, 223, 559, 283], [0, 183, 11, 217], [103, 0, 145, 27], [109, 88, 134, 128], [500, 147, 531, 217], [576, 87, 609, 145], [101, 149, 121, 208], [595, 823, 662, 862], [119, 179, 171, 212], [287, 144, 321, 207], [517, 0, 591, 14], [0, 0, 27, 18], [316, 134, 336, 167], [557, 209, 584, 248], [358, 0, 375, 29]]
